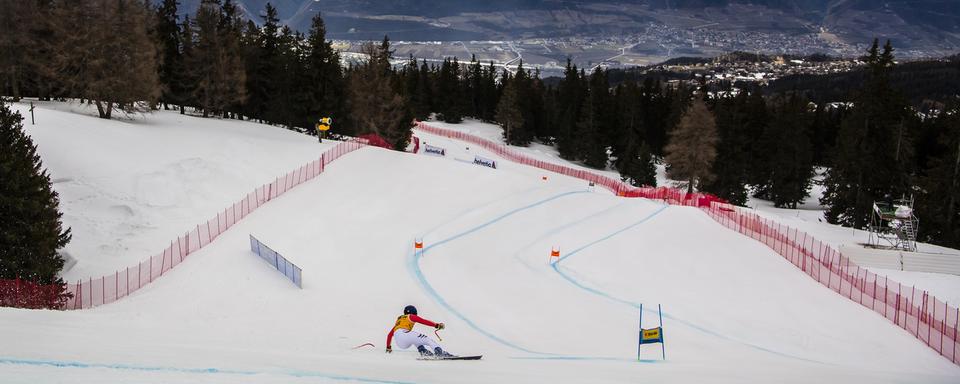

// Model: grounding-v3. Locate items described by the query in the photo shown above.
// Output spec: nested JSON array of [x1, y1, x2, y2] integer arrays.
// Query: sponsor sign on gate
[[473, 155, 497, 169], [424, 144, 446, 156]]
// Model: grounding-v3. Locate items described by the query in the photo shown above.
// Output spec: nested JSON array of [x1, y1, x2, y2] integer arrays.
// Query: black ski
[[417, 355, 482, 361]]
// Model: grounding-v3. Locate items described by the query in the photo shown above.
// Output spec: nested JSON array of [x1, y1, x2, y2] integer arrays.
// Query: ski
[[418, 355, 482, 361]]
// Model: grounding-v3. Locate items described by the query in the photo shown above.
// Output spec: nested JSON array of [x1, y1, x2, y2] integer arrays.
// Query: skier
[[385, 305, 451, 357]]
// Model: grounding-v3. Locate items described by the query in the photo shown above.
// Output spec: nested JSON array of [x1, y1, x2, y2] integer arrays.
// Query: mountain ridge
[[171, 1, 959, 56]]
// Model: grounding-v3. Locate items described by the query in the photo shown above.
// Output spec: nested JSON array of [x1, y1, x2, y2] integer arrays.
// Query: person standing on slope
[[386, 305, 451, 357]]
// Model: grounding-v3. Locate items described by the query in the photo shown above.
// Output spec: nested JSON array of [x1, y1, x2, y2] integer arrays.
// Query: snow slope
[[12, 101, 334, 281], [1, 105, 958, 382], [426, 118, 960, 301]]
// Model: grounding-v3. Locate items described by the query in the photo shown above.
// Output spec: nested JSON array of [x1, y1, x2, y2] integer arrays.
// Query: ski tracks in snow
[[411, 185, 827, 365]]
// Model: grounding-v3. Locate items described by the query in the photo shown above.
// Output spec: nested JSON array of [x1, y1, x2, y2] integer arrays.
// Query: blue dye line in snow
[[421, 190, 590, 254], [549, 207, 828, 365], [555, 205, 669, 263], [511, 200, 630, 271], [409, 190, 591, 355], [509, 356, 659, 363], [421, 185, 547, 235], [0, 357, 417, 383]]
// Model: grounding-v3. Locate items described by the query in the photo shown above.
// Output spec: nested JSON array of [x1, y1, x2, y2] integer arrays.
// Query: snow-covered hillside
[[1, 102, 958, 383]]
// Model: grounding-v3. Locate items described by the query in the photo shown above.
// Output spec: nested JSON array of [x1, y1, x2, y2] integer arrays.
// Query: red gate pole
[[126, 266, 130, 298]]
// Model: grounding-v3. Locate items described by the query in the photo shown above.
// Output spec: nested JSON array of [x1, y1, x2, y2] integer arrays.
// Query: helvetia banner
[[474, 155, 497, 169], [424, 144, 446, 156]]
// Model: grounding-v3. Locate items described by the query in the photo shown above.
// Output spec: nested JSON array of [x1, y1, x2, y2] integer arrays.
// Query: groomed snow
[[12, 101, 335, 281], [427, 118, 960, 303], [1, 105, 958, 383]]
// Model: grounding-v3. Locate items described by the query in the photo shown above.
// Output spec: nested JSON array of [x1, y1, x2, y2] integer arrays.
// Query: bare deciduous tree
[[664, 96, 718, 193]]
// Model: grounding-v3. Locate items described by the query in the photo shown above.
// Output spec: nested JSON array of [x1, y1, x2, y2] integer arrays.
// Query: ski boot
[[433, 347, 454, 358], [417, 345, 434, 357]]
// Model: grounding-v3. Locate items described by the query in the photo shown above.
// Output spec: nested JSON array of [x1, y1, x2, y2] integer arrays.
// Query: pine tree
[[54, 0, 161, 118], [576, 88, 608, 169], [437, 58, 464, 123], [700, 91, 756, 205], [403, 57, 430, 121], [578, 67, 613, 169], [177, 14, 196, 113], [496, 74, 525, 145], [245, 2, 281, 122], [764, 95, 815, 208], [218, 0, 248, 119], [664, 96, 718, 193], [304, 13, 345, 133], [155, 0, 182, 110], [481, 60, 498, 122], [526, 69, 548, 140], [268, 25, 301, 127], [187, 0, 245, 118], [0, 2, 28, 100], [556, 59, 585, 159], [468, 55, 484, 119], [611, 82, 641, 170], [821, 40, 914, 227], [348, 38, 413, 150], [916, 103, 960, 247], [619, 140, 657, 187], [0, 101, 71, 298]]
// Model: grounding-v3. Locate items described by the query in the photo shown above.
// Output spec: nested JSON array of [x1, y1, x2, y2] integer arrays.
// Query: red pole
[[928, 294, 933, 346], [801, 234, 808, 272], [884, 276, 890, 319], [954, 307, 959, 363], [126, 266, 129, 298], [896, 283, 902, 327], [914, 286, 920, 337], [827, 252, 834, 291]]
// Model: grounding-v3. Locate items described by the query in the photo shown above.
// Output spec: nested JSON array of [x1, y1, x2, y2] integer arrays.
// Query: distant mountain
[[172, 1, 959, 55]]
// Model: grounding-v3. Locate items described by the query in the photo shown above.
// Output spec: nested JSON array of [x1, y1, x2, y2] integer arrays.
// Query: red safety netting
[[0, 278, 70, 309], [703, 203, 960, 365], [0, 139, 366, 311], [417, 121, 960, 366]]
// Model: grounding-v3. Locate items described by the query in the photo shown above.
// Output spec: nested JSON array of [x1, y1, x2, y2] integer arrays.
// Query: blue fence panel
[[249, 235, 303, 288]]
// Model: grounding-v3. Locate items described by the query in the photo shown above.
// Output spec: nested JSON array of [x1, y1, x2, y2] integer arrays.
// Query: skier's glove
[[435, 323, 445, 330], [386, 346, 392, 353]]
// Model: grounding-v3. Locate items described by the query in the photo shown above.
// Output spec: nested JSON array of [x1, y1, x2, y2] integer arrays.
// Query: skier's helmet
[[404, 305, 418, 315]]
